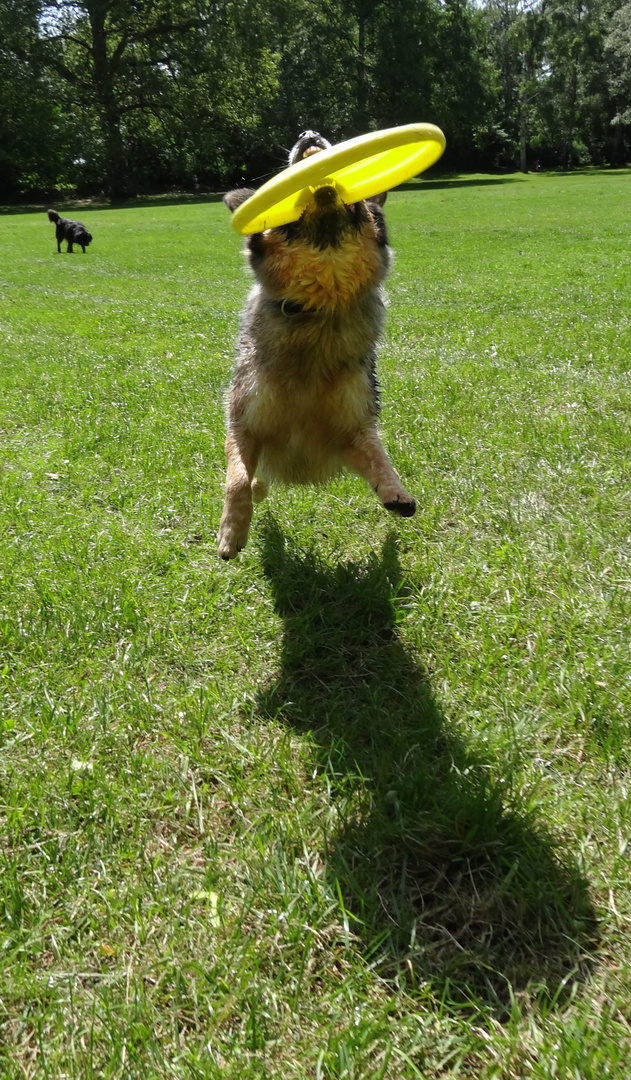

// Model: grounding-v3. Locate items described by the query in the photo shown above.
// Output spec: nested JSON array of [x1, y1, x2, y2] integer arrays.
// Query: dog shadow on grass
[[256, 519, 597, 1015]]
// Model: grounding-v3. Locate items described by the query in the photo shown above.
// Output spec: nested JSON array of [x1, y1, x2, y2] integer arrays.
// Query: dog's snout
[[313, 185, 338, 206]]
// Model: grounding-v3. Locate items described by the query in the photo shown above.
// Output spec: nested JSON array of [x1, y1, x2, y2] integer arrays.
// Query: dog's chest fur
[[261, 228, 381, 312], [231, 297, 381, 484]]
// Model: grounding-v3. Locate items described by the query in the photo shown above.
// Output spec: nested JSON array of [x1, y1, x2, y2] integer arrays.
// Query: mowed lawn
[[1, 170, 630, 1078]]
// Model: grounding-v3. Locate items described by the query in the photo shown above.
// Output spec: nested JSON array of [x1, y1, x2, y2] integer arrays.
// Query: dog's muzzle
[[300, 184, 357, 249]]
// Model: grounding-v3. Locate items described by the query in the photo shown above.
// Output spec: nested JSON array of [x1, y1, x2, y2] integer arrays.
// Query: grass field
[[1, 169, 630, 1078]]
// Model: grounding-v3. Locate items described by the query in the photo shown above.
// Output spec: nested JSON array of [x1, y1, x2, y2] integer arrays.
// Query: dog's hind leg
[[218, 429, 259, 559], [251, 477, 269, 504], [343, 429, 416, 517]]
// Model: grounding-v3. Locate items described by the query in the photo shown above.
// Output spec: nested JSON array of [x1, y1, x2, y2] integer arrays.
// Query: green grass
[[1, 169, 630, 1077]]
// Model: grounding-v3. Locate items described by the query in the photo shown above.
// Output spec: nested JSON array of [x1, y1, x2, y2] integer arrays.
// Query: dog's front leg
[[343, 428, 416, 517], [218, 428, 259, 559]]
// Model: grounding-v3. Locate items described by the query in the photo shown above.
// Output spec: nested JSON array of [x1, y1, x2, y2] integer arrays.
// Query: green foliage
[[536, 0, 610, 167], [261, 0, 496, 168], [481, 0, 546, 169], [433, 0, 498, 162], [42, 0, 286, 195], [0, 0, 630, 210], [0, 0, 71, 193], [605, 1, 631, 124], [0, 0, 499, 194]]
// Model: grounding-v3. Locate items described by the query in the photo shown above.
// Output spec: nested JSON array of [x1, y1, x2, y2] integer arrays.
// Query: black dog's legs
[[67, 241, 74, 253]]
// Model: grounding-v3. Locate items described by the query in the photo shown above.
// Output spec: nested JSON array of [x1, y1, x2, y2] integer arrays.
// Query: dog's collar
[[270, 298, 316, 316]]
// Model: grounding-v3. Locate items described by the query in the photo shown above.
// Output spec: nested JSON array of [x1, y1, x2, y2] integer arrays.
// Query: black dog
[[47, 210, 93, 253]]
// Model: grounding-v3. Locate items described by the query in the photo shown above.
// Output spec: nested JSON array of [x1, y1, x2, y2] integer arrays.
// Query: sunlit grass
[[1, 171, 630, 1077]]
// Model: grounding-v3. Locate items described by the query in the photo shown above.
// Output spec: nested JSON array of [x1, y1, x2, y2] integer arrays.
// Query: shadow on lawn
[[398, 176, 522, 191], [0, 193, 226, 216], [256, 519, 597, 1015]]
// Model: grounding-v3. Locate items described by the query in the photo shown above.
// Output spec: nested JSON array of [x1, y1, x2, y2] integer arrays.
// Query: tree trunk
[[519, 94, 528, 173], [564, 59, 579, 170], [612, 119, 623, 167], [356, 3, 367, 131], [88, 1, 129, 199]]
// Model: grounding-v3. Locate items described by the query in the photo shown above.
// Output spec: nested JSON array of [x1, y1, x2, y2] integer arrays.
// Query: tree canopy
[[0, 0, 629, 198]]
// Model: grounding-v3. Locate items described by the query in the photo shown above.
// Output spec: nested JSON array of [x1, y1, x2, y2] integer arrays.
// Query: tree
[[604, 1, 631, 162], [34, 0, 282, 197], [0, 0, 72, 194], [267, 0, 496, 169], [432, 0, 498, 165], [482, 0, 546, 171], [538, 0, 608, 168]]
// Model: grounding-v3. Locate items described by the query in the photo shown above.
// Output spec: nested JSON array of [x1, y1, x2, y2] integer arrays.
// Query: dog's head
[[224, 130, 390, 312], [47, 209, 60, 223], [288, 129, 332, 165]]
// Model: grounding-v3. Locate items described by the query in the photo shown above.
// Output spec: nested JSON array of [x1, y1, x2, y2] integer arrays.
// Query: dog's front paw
[[383, 494, 416, 517], [217, 527, 244, 560], [218, 540, 242, 560]]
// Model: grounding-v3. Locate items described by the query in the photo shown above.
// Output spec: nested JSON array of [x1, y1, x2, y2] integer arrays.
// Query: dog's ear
[[367, 192, 387, 208], [223, 188, 256, 213]]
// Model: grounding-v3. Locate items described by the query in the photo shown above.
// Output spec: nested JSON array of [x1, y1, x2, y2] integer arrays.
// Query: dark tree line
[[483, 0, 631, 171], [1, 0, 629, 199]]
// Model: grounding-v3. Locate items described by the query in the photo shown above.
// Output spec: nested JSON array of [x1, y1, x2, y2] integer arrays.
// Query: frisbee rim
[[231, 122, 446, 235]]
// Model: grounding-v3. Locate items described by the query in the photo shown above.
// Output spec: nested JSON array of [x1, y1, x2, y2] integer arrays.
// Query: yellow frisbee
[[231, 122, 446, 234]]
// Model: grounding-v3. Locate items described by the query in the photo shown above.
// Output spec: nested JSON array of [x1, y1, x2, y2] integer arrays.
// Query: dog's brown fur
[[218, 130, 416, 559]]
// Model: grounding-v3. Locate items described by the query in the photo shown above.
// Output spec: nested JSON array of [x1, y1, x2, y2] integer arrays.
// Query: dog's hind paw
[[251, 478, 269, 504], [383, 494, 416, 517]]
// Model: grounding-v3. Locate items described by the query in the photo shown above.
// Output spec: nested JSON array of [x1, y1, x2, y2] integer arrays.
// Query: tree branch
[[40, 32, 93, 53]]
